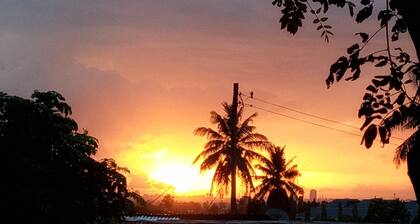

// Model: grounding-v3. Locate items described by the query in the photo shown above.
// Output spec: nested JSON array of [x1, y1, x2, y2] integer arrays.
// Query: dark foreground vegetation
[[1, 91, 145, 224], [2, 89, 417, 223]]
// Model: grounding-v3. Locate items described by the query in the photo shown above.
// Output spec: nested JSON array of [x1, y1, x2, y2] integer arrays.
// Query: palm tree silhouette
[[193, 102, 269, 214], [254, 145, 303, 217], [391, 107, 419, 203]]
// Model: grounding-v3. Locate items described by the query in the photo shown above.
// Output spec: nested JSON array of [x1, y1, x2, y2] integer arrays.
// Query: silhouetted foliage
[[411, 208, 420, 224], [352, 203, 359, 222], [254, 145, 303, 219], [246, 198, 266, 216], [296, 195, 305, 212], [194, 102, 270, 214], [0, 91, 141, 224], [202, 201, 223, 214], [160, 194, 175, 213], [238, 196, 250, 214], [271, 0, 420, 205], [128, 191, 148, 213], [172, 201, 202, 214], [365, 198, 410, 223], [320, 201, 328, 221], [288, 199, 298, 220], [304, 202, 311, 222], [337, 202, 343, 221]]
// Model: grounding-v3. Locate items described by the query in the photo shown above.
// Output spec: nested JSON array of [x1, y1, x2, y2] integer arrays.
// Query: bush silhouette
[[0, 90, 138, 224]]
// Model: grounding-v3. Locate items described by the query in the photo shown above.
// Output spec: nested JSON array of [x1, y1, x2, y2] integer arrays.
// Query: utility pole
[[232, 83, 239, 112], [230, 83, 239, 214]]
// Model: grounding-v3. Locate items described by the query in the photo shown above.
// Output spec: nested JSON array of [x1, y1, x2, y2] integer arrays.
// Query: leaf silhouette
[[361, 124, 377, 148]]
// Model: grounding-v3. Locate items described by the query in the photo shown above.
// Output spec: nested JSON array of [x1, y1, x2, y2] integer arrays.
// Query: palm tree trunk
[[394, 1, 420, 206], [231, 165, 238, 214], [407, 144, 420, 205], [395, 1, 420, 62]]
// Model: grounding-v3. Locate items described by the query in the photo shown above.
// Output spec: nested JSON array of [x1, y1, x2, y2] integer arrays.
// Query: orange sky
[[0, 0, 417, 200]]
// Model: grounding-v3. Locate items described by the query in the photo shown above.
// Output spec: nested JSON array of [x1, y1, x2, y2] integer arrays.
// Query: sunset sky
[[0, 0, 417, 200]]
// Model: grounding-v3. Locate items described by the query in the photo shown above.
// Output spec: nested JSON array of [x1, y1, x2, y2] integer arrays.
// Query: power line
[[148, 186, 174, 205], [245, 104, 400, 146], [242, 93, 361, 130], [241, 93, 406, 141]]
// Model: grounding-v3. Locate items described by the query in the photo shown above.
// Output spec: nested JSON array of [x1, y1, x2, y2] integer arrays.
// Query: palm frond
[[221, 102, 231, 117], [242, 112, 258, 125], [285, 181, 304, 198], [240, 133, 268, 142], [204, 140, 226, 149], [254, 164, 272, 176], [193, 127, 224, 140], [394, 129, 419, 166], [284, 164, 301, 179], [237, 113, 258, 138], [284, 182, 298, 198], [399, 103, 419, 129], [241, 140, 271, 151], [254, 181, 272, 199], [238, 125, 256, 139], [384, 103, 419, 132], [288, 181, 304, 195], [237, 159, 255, 193], [284, 156, 297, 168], [210, 160, 230, 194], [210, 111, 231, 136], [200, 150, 225, 171], [237, 104, 244, 120], [193, 144, 224, 164], [243, 149, 271, 165], [270, 146, 286, 172]]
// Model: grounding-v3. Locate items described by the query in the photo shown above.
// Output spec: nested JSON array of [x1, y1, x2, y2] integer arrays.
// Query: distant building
[[309, 189, 317, 202], [307, 198, 417, 222]]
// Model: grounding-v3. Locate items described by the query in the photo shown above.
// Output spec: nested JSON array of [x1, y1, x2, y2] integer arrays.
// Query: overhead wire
[[148, 185, 174, 205], [240, 92, 405, 142], [239, 92, 402, 146], [246, 104, 400, 146], [242, 94, 361, 130]]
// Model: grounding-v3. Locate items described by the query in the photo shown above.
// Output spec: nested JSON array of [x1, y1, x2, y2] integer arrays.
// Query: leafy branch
[[306, 1, 333, 43], [272, 0, 419, 150]]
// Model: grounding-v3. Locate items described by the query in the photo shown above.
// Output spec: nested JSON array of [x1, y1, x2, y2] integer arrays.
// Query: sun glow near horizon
[[114, 135, 219, 196], [149, 163, 213, 194], [114, 134, 414, 199]]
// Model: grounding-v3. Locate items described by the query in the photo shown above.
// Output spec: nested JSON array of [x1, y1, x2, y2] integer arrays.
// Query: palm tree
[[391, 107, 419, 203], [378, 73, 420, 204], [359, 64, 420, 205], [254, 145, 303, 217], [193, 102, 269, 214]]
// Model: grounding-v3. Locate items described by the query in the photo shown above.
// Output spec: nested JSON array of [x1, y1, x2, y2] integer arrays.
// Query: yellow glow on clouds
[[150, 163, 213, 194], [115, 134, 214, 195], [113, 133, 414, 199]]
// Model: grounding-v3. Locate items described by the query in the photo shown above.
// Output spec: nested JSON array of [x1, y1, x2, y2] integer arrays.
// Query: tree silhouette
[[352, 203, 359, 221], [337, 202, 343, 221], [320, 201, 328, 221], [304, 202, 311, 222], [129, 191, 148, 213], [254, 145, 303, 218], [271, 0, 419, 204], [0, 90, 140, 224], [193, 102, 269, 214], [365, 198, 410, 223], [160, 194, 175, 213]]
